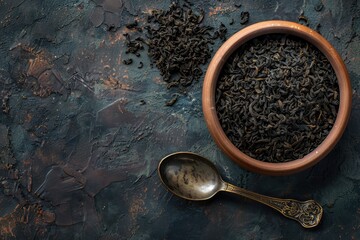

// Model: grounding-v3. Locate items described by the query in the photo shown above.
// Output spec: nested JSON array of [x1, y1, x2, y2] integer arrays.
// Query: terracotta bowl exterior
[[202, 20, 352, 175]]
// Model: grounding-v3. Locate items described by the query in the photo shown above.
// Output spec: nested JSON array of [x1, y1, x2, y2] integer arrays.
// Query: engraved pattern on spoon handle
[[224, 183, 323, 228]]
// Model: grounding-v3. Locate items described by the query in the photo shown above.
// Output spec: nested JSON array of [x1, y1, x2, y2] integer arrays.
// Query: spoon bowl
[[158, 152, 224, 200], [158, 152, 323, 228]]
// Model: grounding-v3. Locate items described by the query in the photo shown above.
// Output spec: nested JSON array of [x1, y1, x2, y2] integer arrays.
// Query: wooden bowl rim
[[202, 20, 352, 175]]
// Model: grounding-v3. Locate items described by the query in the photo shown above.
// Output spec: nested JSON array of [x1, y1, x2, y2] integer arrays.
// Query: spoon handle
[[224, 183, 323, 228]]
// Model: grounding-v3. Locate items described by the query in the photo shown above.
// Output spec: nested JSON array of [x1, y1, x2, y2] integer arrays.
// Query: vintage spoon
[[158, 152, 323, 228]]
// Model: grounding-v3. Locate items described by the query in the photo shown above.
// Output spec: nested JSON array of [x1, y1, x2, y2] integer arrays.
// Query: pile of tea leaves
[[216, 34, 339, 162], [145, 3, 215, 89], [123, 2, 230, 92]]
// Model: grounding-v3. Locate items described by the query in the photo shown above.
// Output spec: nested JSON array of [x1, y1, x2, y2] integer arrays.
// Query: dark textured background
[[0, 0, 359, 239]]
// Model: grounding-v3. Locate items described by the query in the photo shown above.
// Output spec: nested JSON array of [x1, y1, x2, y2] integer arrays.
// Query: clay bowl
[[202, 20, 352, 175]]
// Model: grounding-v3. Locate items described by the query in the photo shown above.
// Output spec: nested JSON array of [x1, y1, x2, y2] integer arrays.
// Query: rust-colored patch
[[103, 76, 120, 88], [27, 172, 32, 192], [36, 70, 65, 96], [109, 30, 128, 45], [27, 51, 53, 78], [128, 196, 147, 236], [103, 76, 132, 90], [0, 204, 55, 238], [0, 215, 16, 237], [208, 6, 234, 16], [10, 45, 64, 97], [129, 198, 146, 220], [37, 209, 56, 224]]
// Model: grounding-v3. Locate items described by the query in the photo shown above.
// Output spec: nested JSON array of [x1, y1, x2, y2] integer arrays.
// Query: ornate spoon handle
[[224, 183, 323, 228]]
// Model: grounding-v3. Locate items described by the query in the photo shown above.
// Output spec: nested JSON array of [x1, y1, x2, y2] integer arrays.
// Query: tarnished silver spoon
[[158, 152, 323, 228]]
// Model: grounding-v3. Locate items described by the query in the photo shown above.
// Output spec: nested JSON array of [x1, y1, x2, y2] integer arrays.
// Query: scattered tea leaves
[[126, 20, 138, 29], [298, 11, 309, 26], [122, 58, 133, 65], [124, 33, 144, 57], [240, 11, 249, 24], [165, 94, 178, 106]]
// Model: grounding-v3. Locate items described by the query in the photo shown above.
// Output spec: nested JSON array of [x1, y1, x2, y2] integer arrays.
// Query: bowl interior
[[202, 20, 352, 175]]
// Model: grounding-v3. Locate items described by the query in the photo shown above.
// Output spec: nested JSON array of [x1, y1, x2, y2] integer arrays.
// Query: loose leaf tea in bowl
[[215, 34, 339, 163], [203, 20, 352, 175]]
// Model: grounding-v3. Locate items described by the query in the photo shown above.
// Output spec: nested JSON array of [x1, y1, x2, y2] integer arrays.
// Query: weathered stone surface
[[0, 0, 359, 239]]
